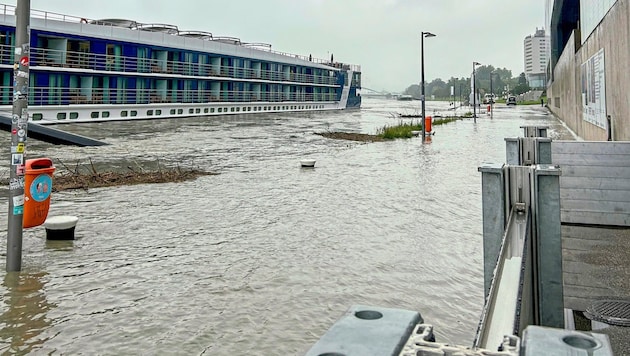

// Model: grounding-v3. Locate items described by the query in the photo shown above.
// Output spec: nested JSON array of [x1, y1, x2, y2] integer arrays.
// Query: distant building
[[523, 28, 549, 89], [546, 0, 629, 141]]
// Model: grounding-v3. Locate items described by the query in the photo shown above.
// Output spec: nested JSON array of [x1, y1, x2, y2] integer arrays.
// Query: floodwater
[[0, 98, 570, 355]]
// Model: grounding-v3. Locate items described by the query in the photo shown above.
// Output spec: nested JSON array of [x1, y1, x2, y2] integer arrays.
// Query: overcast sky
[[18, 0, 545, 92]]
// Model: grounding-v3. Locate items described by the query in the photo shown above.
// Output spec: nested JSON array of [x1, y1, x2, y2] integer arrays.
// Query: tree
[[512, 72, 530, 95]]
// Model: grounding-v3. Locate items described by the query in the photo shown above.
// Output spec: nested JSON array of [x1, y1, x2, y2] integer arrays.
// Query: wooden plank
[[560, 176, 630, 190], [560, 199, 630, 213], [560, 165, 630, 178], [560, 188, 630, 202], [560, 210, 630, 226], [553, 153, 630, 167], [553, 141, 630, 155]]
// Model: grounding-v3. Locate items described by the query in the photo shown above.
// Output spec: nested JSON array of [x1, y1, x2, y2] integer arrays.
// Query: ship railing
[[2, 86, 338, 106], [0, 3, 361, 73], [0, 3, 87, 25], [256, 47, 362, 72], [19, 46, 340, 86]]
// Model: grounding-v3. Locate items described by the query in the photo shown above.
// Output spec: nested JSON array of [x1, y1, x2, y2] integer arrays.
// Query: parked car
[[506, 96, 517, 105]]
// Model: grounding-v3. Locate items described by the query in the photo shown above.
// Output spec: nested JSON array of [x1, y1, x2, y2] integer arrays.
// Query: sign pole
[[6, 0, 31, 272]]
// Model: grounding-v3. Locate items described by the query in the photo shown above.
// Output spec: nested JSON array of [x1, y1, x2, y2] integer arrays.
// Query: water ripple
[[0, 99, 566, 354]]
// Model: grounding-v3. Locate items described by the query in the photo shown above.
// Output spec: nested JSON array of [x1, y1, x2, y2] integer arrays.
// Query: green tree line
[[403, 65, 531, 100]]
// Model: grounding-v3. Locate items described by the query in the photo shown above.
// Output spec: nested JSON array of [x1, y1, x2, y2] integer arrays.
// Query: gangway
[[0, 114, 107, 146]]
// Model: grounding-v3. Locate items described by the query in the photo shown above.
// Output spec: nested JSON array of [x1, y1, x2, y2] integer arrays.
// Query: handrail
[[0, 44, 341, 86], [0, 2, 361, 72]]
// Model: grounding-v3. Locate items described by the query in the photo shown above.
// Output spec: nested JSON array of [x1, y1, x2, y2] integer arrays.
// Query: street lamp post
[[421, 31, 436, 142], [490, 71, 494, 118], [472, 61, 481, 122]]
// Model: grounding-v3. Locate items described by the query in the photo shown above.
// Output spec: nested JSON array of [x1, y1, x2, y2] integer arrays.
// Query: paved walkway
[[562, 225, 630, 355]]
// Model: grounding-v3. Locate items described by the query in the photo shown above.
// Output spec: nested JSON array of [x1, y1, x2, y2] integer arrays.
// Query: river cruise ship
[[0, 4, 361, 124]]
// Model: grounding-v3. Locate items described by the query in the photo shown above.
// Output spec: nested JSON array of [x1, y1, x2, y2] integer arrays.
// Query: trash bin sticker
[[30, 174, 52, 202]]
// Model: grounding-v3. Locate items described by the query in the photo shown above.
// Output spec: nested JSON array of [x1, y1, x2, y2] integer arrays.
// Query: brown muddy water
[[0, 98, 572, 355]]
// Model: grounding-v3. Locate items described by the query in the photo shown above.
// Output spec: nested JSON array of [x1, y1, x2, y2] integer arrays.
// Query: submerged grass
[[377, 116, 463, 139]]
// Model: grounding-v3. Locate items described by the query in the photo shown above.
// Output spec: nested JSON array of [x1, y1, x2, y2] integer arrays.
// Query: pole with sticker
[[6, 0, 30, 272]]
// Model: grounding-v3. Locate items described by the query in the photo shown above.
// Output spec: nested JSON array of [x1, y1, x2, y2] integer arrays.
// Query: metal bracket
[[399, 324, 519, 356]]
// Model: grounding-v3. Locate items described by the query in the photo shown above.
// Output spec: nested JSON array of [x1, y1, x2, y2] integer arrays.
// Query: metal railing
[[3, 45, 341, 86], [0, 3, 361, 73]]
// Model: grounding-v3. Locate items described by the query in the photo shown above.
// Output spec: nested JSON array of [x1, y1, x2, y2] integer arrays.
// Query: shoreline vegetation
[[317, 114, 468, 141], [49, 159, 217, 192], [0, 158, 218, 192]]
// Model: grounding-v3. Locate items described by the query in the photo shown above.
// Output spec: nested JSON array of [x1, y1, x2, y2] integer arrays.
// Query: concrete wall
[[547, 0, 630, 141]]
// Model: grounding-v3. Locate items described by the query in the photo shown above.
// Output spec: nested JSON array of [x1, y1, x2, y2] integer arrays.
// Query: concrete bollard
[[43, 216, 79, 240]]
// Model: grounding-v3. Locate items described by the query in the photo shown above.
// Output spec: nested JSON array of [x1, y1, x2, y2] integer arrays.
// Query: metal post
[[533, 165, 564, 328], [420, 32, 435, 143], [478, 163, 506, 297], [420, 34, 425, 143], [472, 62, 480, 122], [490, 72, 493, 119], [6, 0, 30, 272]]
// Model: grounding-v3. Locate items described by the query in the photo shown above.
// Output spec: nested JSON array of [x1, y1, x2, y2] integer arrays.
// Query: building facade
[[546, 0, 629, 141], [523, 28, 549, 89]]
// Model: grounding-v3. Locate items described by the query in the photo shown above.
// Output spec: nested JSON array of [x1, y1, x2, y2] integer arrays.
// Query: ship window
[[70, 112, 79, 119], [258, 107, 261, 111], [204, 108, 209, 113], [170, 109, 176, 115], [57, 113, 67, 120], [195, 108, 200, 113], [210, 108, 215, 113], [121, 111, 128, 117], [230, 107, 235, 112], [131, 110, 137, 117], [189, 108, 194, 114], [253, 107, 257, 111], [177, 109, 183, 114], [102, 112, 110, 118], [91, 112, 99, 118], [32, 113, 43, 121], [218, 108, 223, 113], [156, 110, 162, 115], [147, 110, 154, 116], [236, 107, 240, 112]]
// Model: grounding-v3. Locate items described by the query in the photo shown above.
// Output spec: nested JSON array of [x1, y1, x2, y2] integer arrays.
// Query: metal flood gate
[[551, 141, 630, 226]]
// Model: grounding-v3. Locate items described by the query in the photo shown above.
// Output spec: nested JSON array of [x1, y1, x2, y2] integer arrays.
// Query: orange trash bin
[[424, 116, 432, 133], [23, 158, 55, 228]]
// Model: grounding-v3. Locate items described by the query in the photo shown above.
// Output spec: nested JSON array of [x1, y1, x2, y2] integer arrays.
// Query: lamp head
[[422, 32, 436, 38], [473, 61, 481, 66]]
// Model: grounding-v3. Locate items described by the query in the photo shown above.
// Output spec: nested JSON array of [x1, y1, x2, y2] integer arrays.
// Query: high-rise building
[[523, 28, 549, 88]]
